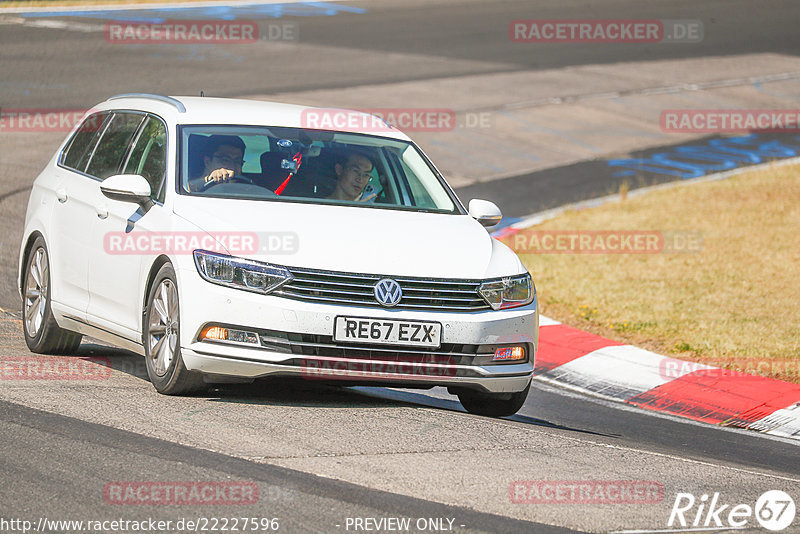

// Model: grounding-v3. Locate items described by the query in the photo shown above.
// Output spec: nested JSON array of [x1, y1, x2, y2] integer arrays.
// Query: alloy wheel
[[147, 279, 179, 376]]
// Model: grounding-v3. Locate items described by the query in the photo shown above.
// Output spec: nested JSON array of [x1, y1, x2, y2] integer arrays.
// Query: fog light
[[493, 346, 525, 361], [200, 326, 259, 345], [202, 326, 227, 340]]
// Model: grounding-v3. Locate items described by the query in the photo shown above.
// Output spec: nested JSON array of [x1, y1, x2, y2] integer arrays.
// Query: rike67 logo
[[668, 490, 795, 531]]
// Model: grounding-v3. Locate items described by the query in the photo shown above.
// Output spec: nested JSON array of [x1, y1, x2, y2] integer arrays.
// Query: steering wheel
[[198, 174, 256, 192]]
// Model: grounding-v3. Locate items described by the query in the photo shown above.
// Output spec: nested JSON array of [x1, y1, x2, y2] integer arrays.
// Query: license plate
[[334, 317, 442, 348]]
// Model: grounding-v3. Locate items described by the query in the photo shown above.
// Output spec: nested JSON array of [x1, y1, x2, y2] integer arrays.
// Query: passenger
[[326, 151, 375, 201], [188, 135, 246, 192]]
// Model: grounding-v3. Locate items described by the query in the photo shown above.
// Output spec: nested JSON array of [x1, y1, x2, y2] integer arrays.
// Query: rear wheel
[[457, 383, 530, 417], [143, 263, 204, 395], [22, 237, 82, 354]]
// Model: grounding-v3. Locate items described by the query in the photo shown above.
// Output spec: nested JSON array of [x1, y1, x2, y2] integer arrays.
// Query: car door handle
[[56, 189, 68, 203], [95, 206, 109, 220]]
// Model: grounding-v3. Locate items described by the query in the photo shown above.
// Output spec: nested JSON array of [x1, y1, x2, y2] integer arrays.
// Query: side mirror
[[468, 199, 502, 227], [100, 174, 153, 210]]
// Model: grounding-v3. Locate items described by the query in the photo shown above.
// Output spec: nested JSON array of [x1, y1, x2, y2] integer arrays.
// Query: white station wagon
[[18, 94, 538, 417]]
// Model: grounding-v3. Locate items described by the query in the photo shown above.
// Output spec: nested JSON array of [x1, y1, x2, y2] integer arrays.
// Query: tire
[[143, 263, 205, 395], [457, 382, 530, 417], [22, 237, 82, 354]]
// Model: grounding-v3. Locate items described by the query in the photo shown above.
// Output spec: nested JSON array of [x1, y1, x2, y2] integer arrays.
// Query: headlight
[[193, 250, 292, 294], [478, 274, 534, 310]]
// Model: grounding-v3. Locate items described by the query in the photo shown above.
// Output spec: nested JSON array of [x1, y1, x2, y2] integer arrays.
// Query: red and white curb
[[490, 160, 800, 438], [535, 316, 800, 439]]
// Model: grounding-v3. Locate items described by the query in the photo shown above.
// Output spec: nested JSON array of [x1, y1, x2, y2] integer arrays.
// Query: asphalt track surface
[[0, 399, 567, 534], [1, 0, 800, 108], [2, 1, 800, 532]]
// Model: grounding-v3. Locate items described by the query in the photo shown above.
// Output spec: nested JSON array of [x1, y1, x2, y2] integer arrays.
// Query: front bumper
[[177, 266, 538, 394], [182, 348, 534, 394]]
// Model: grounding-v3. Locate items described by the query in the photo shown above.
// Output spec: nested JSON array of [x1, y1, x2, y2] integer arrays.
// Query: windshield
[[179, 125, 461, 214]]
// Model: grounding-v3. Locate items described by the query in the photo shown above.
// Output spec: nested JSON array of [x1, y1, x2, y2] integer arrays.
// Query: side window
[[85, 112, 145, 179], [61, 112, 110, 172], [395, 147, 453, 210], [123, 116, 168, 202]]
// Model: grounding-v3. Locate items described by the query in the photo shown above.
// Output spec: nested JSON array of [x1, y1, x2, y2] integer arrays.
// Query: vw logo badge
[[374, 278, 402, 307]]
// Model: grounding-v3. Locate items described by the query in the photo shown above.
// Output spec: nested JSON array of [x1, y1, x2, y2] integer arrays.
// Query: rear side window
[[123, 116, 168, 202], [61, 112, 109, 172], [85, 112, 146, 179]]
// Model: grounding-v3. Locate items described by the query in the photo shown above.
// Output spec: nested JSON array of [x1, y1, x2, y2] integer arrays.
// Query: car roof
[[95, 94, 413, 142]]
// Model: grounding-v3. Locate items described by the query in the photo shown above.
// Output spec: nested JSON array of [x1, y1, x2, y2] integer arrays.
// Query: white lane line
[[12, 18, 104, 31]]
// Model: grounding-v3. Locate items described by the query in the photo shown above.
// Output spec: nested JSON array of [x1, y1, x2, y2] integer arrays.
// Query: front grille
[[274, 266, 491, 311]]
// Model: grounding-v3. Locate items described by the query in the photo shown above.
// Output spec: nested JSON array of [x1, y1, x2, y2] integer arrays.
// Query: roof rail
[[107, 93, 186, 113]]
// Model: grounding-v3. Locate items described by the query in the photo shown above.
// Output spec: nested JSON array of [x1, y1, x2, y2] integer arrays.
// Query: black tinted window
[[123, 116, 167, 202], [61, 112, 109, 172], [85, 112, 145, 179]]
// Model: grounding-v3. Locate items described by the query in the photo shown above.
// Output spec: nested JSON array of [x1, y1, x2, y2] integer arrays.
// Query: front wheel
[[143, 263, 204, 395], [457, 383, 530, 417], [22, 237, 82, 354]]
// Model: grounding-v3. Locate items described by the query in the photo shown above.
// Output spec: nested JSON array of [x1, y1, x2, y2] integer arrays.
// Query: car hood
[[172, 197, 524, 279]]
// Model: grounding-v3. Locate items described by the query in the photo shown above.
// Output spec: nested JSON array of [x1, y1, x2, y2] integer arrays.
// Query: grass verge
[[499, 162, 800, 383]]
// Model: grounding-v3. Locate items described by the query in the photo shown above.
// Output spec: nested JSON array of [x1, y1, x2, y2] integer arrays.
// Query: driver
[[326, 151, 375, 201], [187, 135, 246, 192]]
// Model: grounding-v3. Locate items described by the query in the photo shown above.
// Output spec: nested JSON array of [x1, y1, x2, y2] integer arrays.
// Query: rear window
[[85, 112, 146, 179], [61, 112, 109, 172]]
